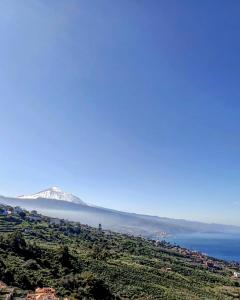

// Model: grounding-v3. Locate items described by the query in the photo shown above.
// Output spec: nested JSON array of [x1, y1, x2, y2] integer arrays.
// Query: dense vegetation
[[0, 207, 239, 299]]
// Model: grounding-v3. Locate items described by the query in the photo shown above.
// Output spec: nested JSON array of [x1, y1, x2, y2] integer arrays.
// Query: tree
[[77, 272, 115, 300], [58, 245, 72, 268], [19, 211, 26, 219], [8, 231, 26, 252]]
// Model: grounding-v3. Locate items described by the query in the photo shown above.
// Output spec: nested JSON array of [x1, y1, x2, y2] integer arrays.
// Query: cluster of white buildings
[[0, 204, 64, 226]]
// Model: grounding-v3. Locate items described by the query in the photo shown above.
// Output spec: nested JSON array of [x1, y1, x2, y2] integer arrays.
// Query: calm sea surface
[[164, 233, 240, 262]]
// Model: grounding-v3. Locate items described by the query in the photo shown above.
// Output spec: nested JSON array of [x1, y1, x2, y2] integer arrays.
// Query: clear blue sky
[[1, 1, 240, 225]]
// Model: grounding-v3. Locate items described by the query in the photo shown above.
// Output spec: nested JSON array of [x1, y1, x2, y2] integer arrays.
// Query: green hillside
[[0, 205, 239, 299]]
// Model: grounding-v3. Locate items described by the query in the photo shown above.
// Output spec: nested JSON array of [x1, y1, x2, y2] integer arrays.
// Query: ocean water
[[164, 233, 240, 262]]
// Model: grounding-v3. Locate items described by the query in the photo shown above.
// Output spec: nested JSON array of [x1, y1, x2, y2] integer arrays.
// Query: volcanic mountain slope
[[0, 187, 240, 237], [17, 186, 86, 205]]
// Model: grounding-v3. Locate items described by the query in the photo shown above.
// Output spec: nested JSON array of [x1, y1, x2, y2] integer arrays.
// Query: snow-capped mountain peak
[[17, 186, 86, 205]]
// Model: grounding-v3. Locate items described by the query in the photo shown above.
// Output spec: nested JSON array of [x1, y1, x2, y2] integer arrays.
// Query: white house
[[233, 271, 240, 278]]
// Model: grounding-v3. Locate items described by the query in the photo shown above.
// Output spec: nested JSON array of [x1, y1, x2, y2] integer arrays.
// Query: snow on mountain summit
[[17, 186, 86, 205]]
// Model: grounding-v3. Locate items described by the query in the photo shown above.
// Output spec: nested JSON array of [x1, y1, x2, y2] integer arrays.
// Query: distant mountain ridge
[[1, 187, 240, 237], [17, 186, 86, 205]]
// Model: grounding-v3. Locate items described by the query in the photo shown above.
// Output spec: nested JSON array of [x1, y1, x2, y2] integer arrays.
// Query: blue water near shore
[[164, 233, 240, 262]]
